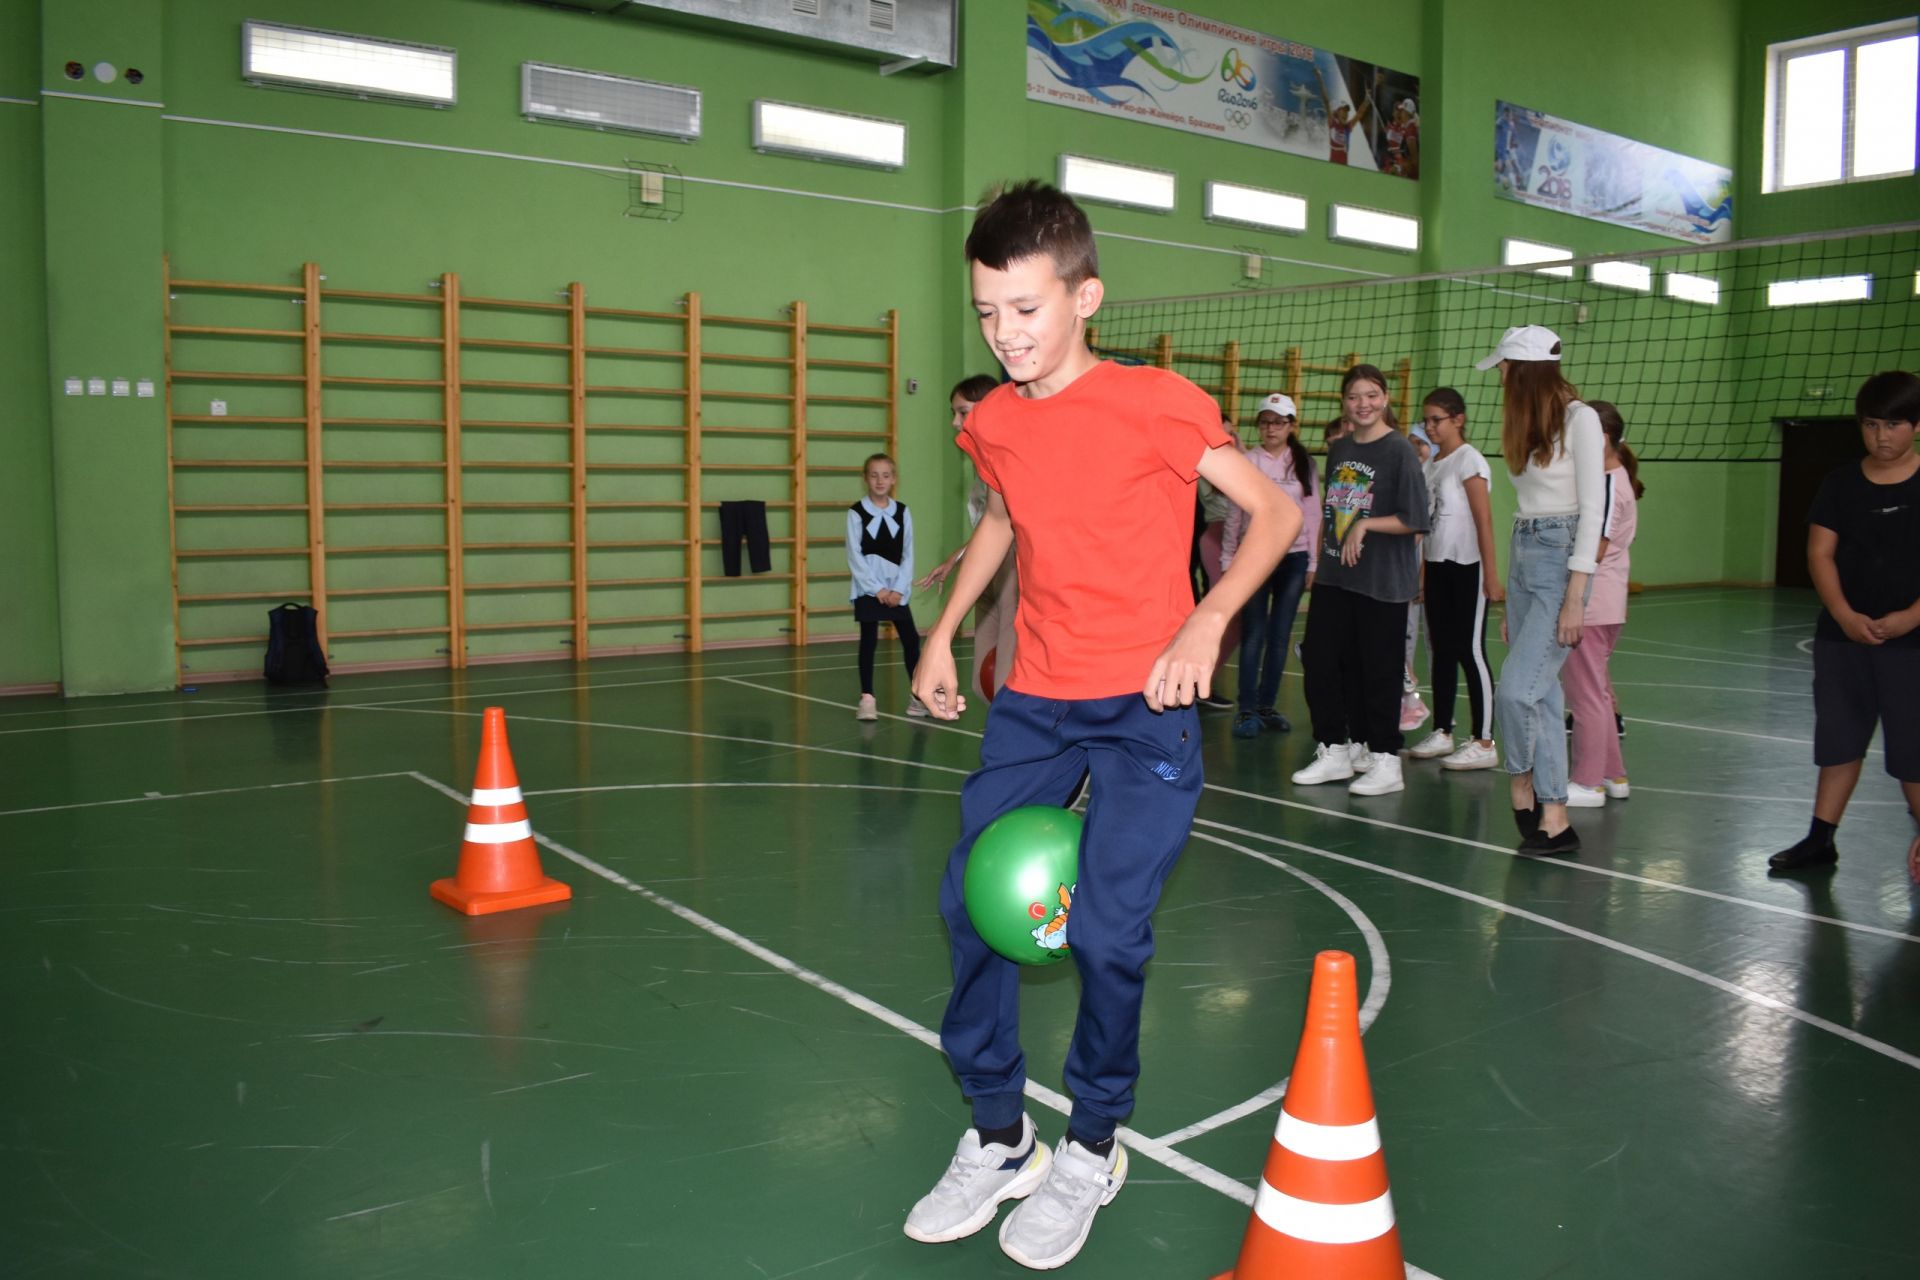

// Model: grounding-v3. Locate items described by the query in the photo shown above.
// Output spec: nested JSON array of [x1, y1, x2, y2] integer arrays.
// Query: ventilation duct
[[551, 0, 954, 70]]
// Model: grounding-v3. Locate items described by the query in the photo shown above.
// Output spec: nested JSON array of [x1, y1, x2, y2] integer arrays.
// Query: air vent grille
[[522, 62, 701, 140], [791, 0, 820, 16], [867, 0, 896, 32]]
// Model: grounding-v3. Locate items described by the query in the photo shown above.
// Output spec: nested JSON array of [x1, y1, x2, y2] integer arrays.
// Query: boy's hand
[[1144, 610, 1225, 711], [1841, 610, 1884, 646], [1868, 608, 1917, 642], [911, 638, 967, 720]]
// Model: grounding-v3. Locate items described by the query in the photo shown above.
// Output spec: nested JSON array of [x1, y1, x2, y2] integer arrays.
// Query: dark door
[[1775, 417, 1863, 588]]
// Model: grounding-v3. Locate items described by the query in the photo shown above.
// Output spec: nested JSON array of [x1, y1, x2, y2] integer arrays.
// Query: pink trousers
[[1561, 621, 1624, 786]]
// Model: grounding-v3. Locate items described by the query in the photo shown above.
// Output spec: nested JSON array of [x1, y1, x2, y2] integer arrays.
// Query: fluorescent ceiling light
[[1058, 155, 1176, 212], [752, 100, 905, 169], [1590, 260, 1653, 292], [1767, 274, 1873, 307], [242, 21, 456, 105], [1665, 271, 1721, 305], [1329, 204, 1419, 252], [1204, 181, 1306, 233], [1503, 238, 1573, 278]]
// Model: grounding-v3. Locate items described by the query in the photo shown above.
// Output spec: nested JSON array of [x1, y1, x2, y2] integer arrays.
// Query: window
[[1765, 20, 1918, 191], [242, 21, 456, 106], [1502, 238, 1574, 278]]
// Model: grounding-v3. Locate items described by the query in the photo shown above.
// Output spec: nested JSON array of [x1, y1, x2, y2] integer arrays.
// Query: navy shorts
[[1812, 639, 1920, 781]]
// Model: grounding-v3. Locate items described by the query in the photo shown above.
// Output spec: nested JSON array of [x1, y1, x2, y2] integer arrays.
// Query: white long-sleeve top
[[846, 497, 914, 602], [1508, 400, 1606, 575]]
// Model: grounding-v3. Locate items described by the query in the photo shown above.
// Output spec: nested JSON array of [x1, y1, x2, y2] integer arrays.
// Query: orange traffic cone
[[1212, 950, 1403, 1279], [430, 707, 572, 916]]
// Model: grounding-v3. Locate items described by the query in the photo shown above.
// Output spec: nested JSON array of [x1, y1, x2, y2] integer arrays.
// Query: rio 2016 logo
[[1220, 48, 1255, 91]]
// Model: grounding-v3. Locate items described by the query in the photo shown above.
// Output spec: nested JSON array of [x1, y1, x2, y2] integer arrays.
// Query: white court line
[[0, 771, 416, 818], [1630, 785, 1906, 808], [1614, 634, 1811, 662], [521, 778, 1397, 1155], [403, 772, 1443, 1271], [1149, 827, 1390, 1148], [1610, 646, 1806, 675], [0, 646, 889, 721], [363, 704, 973, 776], [0, 659, 868, 736], [1624, 714, 1881, 756], [1192, 816, 1920, 1074], [1741, 619, 1823, 634], [727, 677, 1920, 944], [1607, 680, 1810, 697]]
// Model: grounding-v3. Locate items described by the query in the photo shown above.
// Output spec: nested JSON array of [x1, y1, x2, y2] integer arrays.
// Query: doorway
[[1774, 416, 1863, 588]]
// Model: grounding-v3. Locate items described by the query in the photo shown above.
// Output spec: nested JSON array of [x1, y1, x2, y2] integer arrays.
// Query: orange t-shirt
[[956, 360, 1230, 699]]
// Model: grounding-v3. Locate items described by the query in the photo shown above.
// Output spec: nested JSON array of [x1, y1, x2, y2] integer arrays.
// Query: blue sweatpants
[[937, 687, 1204, 1144]]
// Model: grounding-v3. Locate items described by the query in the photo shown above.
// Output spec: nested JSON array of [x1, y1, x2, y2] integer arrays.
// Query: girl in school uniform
[[1407, 388, 1502, 771], [1479, 326, 1606, 855], [1561, 402, 1642, 806], [848, 452, 923, 720]]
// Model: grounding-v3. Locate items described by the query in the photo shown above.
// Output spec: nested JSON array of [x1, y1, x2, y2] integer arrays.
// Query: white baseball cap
[[1257, 392, 1298, 418], [1397, 98, 1417, 115], [1475, 324, 1563, 370]]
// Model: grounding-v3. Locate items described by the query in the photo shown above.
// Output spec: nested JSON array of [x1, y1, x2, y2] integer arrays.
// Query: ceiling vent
[[521, 62, 702, 140], [613, 0, 954, 69]]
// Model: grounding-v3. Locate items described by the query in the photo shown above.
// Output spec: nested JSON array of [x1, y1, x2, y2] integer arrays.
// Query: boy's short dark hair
[[1855, 370, 1920, 423], [965, 180, 1099, 287], [950, 374, 999, 404]]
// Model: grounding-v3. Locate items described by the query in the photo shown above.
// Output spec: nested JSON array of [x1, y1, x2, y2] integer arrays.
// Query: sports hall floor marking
[[1628, 784, 1905, 807], [1609, 645, 1807, 674], [722, 679, 1919, 944], [407, 772, 1446, 1280], [517, 779, 1398, 1150], [1189, 814, 1920, 1074], [0, 771, 417, 818]]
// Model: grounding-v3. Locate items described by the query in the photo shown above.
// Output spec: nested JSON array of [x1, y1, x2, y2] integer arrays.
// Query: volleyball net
[[1092, 221, 1920, 461]]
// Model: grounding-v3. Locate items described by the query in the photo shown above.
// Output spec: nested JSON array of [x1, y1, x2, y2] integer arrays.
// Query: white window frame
[[1763, 18, 1919, 192]]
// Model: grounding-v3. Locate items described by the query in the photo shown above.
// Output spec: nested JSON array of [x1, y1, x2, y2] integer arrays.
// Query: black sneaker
[[1519, 825, 1580, 857], [1199, 693, 1235, 711], [1514, 804, 1543, 839], [1767, 836, 1838, 875], [1256, 707, 1291, 732], [1615, 712, 1626, 738]]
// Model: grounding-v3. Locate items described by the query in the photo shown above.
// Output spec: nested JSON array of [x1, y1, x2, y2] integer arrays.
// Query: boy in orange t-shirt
[[903, 181, 1298, 1269]]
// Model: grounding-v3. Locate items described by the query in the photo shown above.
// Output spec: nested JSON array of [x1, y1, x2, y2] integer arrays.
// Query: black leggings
[[1302, 584, 1408, 752], [1423, 559, 1495, 740], [856, 599, 921, 695]]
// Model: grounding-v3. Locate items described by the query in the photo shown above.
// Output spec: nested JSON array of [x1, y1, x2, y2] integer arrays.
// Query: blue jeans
[[1497, 516, 1586, 804], [937, 688, 1203, 1143], [1237, 550, 1311, 713]]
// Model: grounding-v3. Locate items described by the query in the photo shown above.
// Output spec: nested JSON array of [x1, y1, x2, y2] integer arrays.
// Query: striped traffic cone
[[430, 707, 572, 916], [1211, 950, 1403, 1279]]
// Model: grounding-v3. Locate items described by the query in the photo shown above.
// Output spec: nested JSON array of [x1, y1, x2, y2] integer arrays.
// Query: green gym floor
[[4, 585, 1916, 1280]]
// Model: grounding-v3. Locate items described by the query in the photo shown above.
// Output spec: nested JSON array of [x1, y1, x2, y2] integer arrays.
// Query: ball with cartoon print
[[963, 805, 1081, 966]]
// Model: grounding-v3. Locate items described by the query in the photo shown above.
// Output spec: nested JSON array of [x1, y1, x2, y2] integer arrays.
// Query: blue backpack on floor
[[264, 603, 329, 686]]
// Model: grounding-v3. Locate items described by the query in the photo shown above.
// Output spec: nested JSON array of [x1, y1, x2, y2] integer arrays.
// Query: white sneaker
[[1292, 742, 1355, 785], [1603, 776, 1630, 799], [1440, 740, 1499, 771], [904, 1116, 1050, 1244], [998, 1138, 1127, 1270], [1347, 741, 1374, 773], [1408, 730, 1455, 759], [906, 697, 930, 718], [1398, 693, 1429, 732], [855, 694, 878, 721], [1566, 781, 1607, 808], [1348, 753, 1404, 796]]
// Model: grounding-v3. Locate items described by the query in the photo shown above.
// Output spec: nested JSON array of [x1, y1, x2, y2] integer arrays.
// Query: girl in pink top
[[1560, 401, 1642, 806], [1222, 393, 1322, 736]]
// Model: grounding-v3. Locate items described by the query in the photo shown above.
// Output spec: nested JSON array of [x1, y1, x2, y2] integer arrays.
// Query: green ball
[[964, 805, 1082, 966]]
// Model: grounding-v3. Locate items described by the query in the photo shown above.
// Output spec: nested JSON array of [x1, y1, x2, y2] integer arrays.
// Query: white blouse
[[1508, 400, 1606, 574]]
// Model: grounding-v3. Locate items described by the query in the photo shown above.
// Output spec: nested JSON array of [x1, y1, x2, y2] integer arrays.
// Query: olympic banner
[[1025, 1, 1422, 180], [1494, 102, 1734, 244]]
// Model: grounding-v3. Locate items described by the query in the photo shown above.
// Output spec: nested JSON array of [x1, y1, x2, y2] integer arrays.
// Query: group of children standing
[[1198, 326, 1643, 854]]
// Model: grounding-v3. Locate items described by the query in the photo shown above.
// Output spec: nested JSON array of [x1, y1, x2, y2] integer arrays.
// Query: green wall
[[3, 0, 1909, 692]]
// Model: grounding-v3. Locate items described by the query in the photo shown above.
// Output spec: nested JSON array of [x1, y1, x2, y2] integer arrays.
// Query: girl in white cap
[[1479, 325, 1606, 854], [1222, 393, 1319, 737]]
